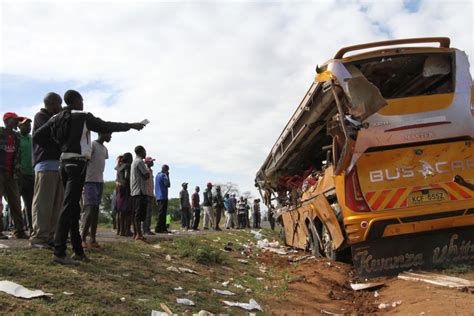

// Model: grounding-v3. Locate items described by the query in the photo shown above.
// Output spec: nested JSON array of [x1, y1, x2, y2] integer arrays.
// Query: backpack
[[50, 110, 71, 150]]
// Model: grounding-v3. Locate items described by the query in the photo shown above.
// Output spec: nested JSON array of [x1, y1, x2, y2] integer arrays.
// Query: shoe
[[31, 242, 53, 250], [89, 242, 101, 249], [71, 253, 91, 263], [52, 255, 80, 266], [215, 227, 222, 231]]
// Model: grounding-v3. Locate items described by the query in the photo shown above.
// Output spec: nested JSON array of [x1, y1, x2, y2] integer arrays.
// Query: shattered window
[[347, 53, 454, 99]]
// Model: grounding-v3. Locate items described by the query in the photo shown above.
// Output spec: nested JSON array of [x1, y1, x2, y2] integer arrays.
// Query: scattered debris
[[179, 267, 199, 275], [288, 275, 306, 284], [62, 291, 74, 296], [122, 272, 131, 277], [0, 280, 53, 299], [256, 277, 264, 281], [193, 311, 214, 316], [120, 297, 126, 302], [0, 243, 9, 249], [245, 288, 252, 294], [288, 255, 313, 262], [177, 298, 195, 306], [250, 230, 263, 240], [150, 311, 169, 316], [153, 244, 162, 249], [350, 282, 384, 291], [166, 266, 181, 274], [374, 291, 379, 298], [222, 299, 263, 311], [141, 253, 151, 257], [237, 259, 249, 264], [173, 287, 183, 291], [221, 281, 230, 287], [160, 303, 174, 315], [398, 271, 474, 289], [256, 239, 287, 255], [233, 284, 245, 289], [165, 255, 172, 261], [320, 309, 341, 315], [185, 290, 197, 296], [212, 289, 236, 296], [378, 300, 402, 309]]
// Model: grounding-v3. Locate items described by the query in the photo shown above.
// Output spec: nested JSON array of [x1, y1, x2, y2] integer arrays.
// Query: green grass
[[0, 228, 283, 314]]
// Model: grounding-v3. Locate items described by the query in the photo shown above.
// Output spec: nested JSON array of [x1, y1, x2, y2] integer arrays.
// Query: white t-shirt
[[85, 141, 108, 182]]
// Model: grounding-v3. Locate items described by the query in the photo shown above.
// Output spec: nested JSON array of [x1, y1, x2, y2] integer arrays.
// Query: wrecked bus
[[255, 37, 474, 277]]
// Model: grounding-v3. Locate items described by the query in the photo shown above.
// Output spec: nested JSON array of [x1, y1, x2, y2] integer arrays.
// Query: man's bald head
[[43, 92, 62, 114]]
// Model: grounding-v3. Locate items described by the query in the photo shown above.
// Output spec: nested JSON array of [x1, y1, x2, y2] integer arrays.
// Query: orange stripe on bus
[[365, 191, 375, 202], [371, 190, 391, 210], [385, 188, 407, 209], [446, 182, 471, 199]]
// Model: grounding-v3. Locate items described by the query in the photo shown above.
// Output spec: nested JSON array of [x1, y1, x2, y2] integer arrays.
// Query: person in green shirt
[[18, 118, 34, 233], [166, 213, 171, 230]]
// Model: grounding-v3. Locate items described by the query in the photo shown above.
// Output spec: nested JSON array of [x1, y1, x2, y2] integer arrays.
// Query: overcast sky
[[1, 0, 473, 199]]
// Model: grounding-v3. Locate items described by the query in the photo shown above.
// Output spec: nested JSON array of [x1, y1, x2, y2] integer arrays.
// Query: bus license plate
[[409, 189, 447, 205]]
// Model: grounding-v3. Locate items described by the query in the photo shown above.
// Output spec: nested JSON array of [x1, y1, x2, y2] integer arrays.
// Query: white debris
[[179, 267, 199, 275], [392, 301, 402, 307], [166, 266, 181, 273], [176, 298, 195, 306], [153, 244, 162, 249], [150, 310, 170, 316], [237, 259, 249, 264], [250, 230, 263, 240], [165, 255, 171, 261], [0, 243, 9, 249], [233, 284, 245, 289], [173, 287, 183, 291], [0, 280, 53, 299], [222, 299, 263, 311], [212, 289, 236, 296], [374, 291, 379, 298], [62, 291, 74, 295], [221, 281, 230, 287], [120, 297, 126, 302], [350, 282, 384, 291]]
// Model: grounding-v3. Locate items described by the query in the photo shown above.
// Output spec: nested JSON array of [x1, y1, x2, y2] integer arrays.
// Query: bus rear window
[[347, 53, 454, 99]]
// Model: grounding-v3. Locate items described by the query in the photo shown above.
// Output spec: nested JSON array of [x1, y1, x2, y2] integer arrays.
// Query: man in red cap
[[18, 117, 34, 234], [0, 112, 27, 239]]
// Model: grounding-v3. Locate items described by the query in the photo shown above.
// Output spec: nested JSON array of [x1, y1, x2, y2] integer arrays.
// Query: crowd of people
[[0, 90, 265, 266]]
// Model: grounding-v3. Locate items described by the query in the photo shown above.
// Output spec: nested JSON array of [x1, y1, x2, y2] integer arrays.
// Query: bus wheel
[[308, 222, 322, 257], [322, 225, 337, 260]]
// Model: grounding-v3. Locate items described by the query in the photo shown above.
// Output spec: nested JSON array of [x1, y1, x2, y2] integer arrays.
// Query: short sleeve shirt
[[85, 141, 108, 182], [130, 157, 149, 196]]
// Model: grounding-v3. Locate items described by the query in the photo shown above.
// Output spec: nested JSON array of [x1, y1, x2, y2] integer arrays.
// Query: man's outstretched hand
[[130, 123, 146, 131]]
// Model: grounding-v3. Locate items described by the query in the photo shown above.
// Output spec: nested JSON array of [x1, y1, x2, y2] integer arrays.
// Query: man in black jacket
[[30, 92, 63, 249], [34, 90, 146, 265]]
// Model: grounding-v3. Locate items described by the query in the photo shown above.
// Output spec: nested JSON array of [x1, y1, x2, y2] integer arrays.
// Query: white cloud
[[1, 0, 472, 195]]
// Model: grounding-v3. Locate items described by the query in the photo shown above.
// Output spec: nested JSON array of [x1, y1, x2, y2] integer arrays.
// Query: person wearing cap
[[80, 132, 111, 249], [142, 156, 156, 235], [0, 112, 27, 239], [34, 89, 146, 265], [213, 186, 224, 231], [30, 92, 63, 249], [18, 117, 34, 234], [154, 164, 171, 233], [130, 145, 150, 241], [179, 182, 191, 230], [191, 186, 201, 230], [202, 182, 214, 230]]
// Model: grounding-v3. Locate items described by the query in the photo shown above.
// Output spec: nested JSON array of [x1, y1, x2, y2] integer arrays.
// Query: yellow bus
[[255, 37, 474, 277]]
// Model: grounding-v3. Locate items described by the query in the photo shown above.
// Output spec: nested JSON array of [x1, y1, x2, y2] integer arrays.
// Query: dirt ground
[[257, 251, 474, 315]]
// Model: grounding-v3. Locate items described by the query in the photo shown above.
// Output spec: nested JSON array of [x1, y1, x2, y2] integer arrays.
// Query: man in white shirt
[[80, 133, 111, 249]]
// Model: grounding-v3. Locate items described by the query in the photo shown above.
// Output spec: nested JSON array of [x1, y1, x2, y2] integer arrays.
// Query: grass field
[[0, 228, 282, 314]]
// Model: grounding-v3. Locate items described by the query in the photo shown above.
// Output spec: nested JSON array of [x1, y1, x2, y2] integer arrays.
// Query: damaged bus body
[[255, 37, 474, 277]]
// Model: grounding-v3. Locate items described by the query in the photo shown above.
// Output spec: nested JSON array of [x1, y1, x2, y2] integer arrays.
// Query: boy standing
[[80, 133, 111, 248], [130, 146, 150, 241]]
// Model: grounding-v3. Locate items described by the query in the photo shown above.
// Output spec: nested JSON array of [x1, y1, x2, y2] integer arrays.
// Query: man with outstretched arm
[[34, 89, 146, 265]]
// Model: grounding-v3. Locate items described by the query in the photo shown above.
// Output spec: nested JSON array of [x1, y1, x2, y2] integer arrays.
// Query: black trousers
[[155, 199, 168, 233], [192, 208, 201, 230], [181, 207, 191, 229], [54, 159, 87, 257], [20, 174, 35, 232]]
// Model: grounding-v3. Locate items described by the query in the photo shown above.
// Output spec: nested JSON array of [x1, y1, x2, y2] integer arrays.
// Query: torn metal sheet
[[0, 280, 53, 299], [350, 282, 384, 291], [398, 271, 474, 289]]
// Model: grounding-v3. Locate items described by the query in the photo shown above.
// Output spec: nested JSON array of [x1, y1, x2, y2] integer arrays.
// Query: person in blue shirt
[[154, 164, 170, 233]]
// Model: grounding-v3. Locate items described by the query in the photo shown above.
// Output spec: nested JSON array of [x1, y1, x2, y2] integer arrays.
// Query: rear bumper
[[352, 225, 474, 277]]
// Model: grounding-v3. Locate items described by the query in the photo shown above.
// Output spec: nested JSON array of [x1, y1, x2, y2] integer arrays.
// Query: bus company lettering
[[369, 159, 474, 183], [353, 250, 424, 274], [432, 234, 474, 264]]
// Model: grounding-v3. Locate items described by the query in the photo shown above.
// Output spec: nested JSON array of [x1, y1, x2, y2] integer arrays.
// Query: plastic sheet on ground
[[222, 298, 263, 311], [176, 298, 195, 306], [0, 280, 52, 299], [256, 239, 287, 255], [212, 289, 235, 296]]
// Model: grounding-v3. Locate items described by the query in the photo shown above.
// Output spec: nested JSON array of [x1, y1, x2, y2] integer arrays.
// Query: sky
[[1, 0, 473, 200]]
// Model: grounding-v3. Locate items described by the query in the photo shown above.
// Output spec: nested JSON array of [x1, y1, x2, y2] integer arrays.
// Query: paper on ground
[[176, 298, 195, 306], [222, 299, 263, 311], [0, 280, 52, 299], [212, 289, 235, 296]]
